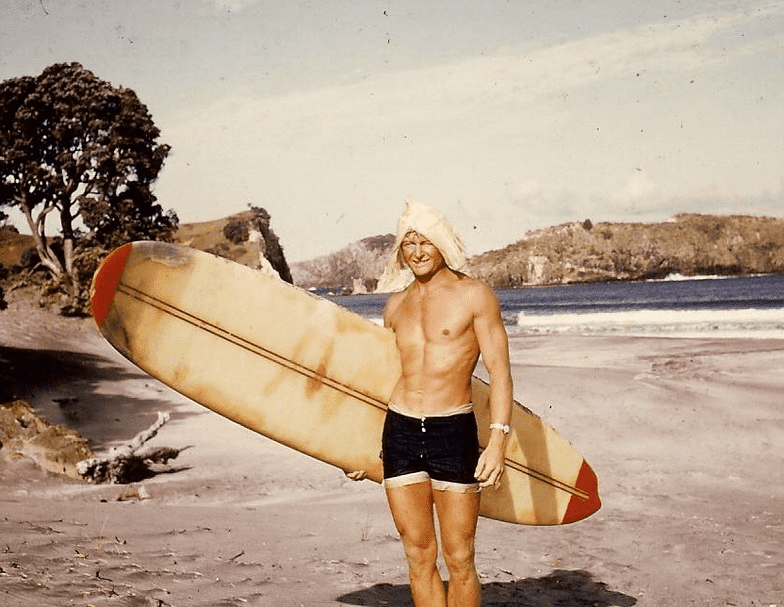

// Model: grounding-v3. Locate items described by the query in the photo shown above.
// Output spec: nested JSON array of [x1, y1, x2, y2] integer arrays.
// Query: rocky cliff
[[469, 214, 784, 287], [291, 214, 784, 291], [290, 234, 395, 293]]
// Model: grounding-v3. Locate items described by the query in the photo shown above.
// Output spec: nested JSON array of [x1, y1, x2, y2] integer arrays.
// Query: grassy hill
[[172, 210, 264, 269], [0, 227, 33, 269]]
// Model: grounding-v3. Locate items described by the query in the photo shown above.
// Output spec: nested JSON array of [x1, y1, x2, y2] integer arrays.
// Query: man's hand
[[474, 438, 506, 489], [345, 470, 367, 481]]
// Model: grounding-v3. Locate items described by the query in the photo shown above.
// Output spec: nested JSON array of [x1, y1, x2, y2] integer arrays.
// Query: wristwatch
[[489, 423, 510, 434]]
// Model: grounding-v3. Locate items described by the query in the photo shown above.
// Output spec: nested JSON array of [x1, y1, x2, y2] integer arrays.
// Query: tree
[[0, 62, 177, 298]]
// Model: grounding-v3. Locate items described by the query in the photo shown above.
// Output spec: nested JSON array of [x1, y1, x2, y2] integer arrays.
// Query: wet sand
[[1, 295, 782, 606]]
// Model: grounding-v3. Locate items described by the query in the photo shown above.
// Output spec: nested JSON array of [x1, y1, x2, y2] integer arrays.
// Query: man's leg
[[386, 482, 447, 607], [433, 490, 481, 607]]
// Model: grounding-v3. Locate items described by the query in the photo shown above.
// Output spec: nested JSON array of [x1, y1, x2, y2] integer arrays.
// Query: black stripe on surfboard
[[115, 282, 590, 501], [116, 282, 389, 413], [494, 455, 589, 500]]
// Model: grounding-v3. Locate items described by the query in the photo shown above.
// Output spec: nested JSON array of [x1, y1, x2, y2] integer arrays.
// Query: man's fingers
[[476, 465, 504, 488], [474, 459, 489, 481]]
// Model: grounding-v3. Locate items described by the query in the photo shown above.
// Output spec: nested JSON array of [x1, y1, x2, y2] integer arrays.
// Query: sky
[[2, 0, 783, 261]]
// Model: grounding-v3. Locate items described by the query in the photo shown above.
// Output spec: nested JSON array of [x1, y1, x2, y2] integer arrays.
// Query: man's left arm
[[472, 284, 514, 488]]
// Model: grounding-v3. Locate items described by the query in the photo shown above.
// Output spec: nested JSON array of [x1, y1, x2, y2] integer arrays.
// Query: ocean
[[326, 274, 784, 339]]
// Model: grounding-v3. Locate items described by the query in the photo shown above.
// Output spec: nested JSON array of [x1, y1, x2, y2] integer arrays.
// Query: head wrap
[[376, 199, 467, 292]]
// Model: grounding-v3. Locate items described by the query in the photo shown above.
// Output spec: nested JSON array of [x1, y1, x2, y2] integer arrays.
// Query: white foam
[[514, 308, 784, 338]]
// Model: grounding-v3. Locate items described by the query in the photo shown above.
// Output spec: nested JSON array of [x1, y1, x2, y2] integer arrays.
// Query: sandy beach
[[1, 293, 782, 607]]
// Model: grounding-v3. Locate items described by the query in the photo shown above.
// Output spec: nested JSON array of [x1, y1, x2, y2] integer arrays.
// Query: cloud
[[508, 181, 544, 206], [618, 169, 659, 204], [211, 0, 258, 12], [153, 2, 784, 260]]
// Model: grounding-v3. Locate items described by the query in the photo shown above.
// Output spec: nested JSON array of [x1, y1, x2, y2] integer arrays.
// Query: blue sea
[[326, 274, 784, 338]]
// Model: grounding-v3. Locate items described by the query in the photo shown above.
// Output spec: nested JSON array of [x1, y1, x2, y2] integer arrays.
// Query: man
[[373, 199, 513, 607]]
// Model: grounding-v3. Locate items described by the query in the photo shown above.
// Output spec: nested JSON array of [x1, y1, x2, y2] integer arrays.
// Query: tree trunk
[[20, 198, 65, 276], [76, 412, 189, 483], [60, 205, 76, 277]]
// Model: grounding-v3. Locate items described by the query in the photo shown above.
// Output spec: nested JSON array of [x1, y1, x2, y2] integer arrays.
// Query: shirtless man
[[374, 200, 513, 607]]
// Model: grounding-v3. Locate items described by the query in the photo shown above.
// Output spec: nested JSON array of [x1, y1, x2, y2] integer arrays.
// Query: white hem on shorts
[[383, 471, 481, 494]]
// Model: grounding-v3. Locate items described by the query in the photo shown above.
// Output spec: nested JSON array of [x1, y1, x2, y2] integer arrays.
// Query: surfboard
[[91, 241, 600, 525]]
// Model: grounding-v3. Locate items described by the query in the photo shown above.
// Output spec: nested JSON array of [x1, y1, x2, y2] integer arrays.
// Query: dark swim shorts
[[381, 407, 481, 493]]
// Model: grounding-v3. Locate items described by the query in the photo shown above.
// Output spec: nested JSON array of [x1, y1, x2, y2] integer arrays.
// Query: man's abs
[[389, 367, 474, 417]]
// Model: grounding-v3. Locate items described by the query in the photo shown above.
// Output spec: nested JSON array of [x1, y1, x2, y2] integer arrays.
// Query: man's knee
[[442, 542, 476, 578], [401, 533, 439, 573]]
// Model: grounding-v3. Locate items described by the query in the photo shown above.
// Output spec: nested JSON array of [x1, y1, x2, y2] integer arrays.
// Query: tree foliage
[[0, 62, 177, 303], [223, 218, 249, 245]]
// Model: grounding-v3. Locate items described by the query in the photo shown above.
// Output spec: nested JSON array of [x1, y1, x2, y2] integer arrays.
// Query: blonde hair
[[377, 199, 467, 292]]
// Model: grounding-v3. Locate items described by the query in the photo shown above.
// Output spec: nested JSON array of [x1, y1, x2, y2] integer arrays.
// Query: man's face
[[400, 231, 445, 277]]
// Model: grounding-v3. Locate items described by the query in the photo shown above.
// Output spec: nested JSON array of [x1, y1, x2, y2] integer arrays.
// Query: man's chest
[[394, 295, 474, 345]]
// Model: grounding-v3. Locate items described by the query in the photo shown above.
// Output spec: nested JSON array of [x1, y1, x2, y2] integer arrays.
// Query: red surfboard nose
[[90, 243, 133, 328], [562, 459, 602, 524]]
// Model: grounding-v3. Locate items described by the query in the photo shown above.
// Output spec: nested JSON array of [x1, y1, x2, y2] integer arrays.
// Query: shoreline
[[1, 298, 783, 606]]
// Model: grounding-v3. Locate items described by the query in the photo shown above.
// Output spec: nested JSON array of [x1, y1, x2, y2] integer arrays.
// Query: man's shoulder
[[441, 274, 497, 317], [453, 273, 496, 298], [386, 288, 409, 306], [383, 288, 408, 324]]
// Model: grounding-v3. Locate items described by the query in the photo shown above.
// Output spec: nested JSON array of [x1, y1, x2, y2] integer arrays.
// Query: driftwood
[[77, 412, 190, 484]]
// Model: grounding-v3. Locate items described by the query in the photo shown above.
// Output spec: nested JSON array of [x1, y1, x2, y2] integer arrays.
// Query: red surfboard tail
[[90, 243, 133, 328], [562, 460, 602, 524]]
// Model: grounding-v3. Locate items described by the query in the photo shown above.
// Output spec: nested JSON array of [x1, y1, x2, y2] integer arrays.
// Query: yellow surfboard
[[91, 242, 600, 525]]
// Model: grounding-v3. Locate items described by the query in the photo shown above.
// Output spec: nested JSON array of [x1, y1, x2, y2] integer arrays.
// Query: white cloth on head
[[376, 199, 467, 292]]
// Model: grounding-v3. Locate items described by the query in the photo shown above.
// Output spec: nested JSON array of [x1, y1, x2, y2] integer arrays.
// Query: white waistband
[[387, 402, 474, 418]]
